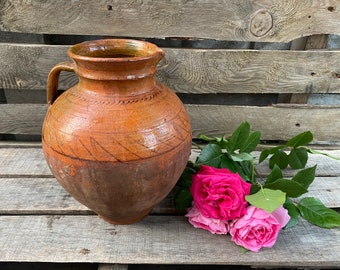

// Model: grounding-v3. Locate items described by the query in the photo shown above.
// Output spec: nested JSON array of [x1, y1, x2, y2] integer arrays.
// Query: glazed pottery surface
[[42, 39, 192, 224]]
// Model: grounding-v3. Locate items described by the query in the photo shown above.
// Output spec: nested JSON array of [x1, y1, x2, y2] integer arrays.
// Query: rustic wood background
[[1, 0, 340, 143], [1, 1, 340, 269]]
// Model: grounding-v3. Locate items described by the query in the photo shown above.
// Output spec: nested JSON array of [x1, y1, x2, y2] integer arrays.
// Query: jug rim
[[67, 39, 164, 62]]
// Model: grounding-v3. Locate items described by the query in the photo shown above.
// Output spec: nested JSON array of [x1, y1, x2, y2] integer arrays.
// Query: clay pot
[[42, 39, 192, 224]]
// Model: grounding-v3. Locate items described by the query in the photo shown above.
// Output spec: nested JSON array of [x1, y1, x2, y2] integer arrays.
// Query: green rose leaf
[[175, 188, 193, 210], [250, 184, 261, 195], [177, 167, 196, 188], [200, 134, 228, 149], [238, 161, 253, 181], [235, 163, 252, 182], [240, 131, 261, 153], [245, 188, 286, 213], [196, 144, 222, 167], [200, 134, 219, 142], [288, 148, 308, 169], [291, 165, 316, 190], [305, 147, 340, 161], [227, 121, 250, 152], [266, 164, 283, 185], [297, 197, 340, 228], [259, 149, 271, 163], [264, 178, 308, 198], [284, 199, 300, 229], [286, 131, 313, 148], [220, 154, 238, 172], [259, 145, 285, 163], [230, 152, 254, 162], [269, 150, 289, 169]]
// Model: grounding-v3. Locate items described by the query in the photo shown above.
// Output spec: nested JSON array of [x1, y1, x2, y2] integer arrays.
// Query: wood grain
[[289, 34, 330, 104], [1, 0, 340, 267], [0, 215, 339, 266], [187, 104, 340, 141], [0, 0, 339, 42], [1, 147, 339, 178], [0, 175, 339, 215], [0, 147, 339, 215], [1, 44, 340, 94], [1, 103, 340, 141], [0, 104, 47, 135]]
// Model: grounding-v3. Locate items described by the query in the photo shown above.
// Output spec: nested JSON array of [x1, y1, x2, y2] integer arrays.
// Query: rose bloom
[[190, 165, 251, 220], [229, 205, 290, 252], [186, 204, 229, 234]]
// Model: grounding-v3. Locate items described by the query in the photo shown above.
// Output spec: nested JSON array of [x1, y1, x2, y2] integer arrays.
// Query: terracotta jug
[[42, 39, 192, 224]]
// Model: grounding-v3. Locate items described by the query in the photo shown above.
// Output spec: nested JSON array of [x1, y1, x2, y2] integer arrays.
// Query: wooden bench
[[1, 1, 340, 269]]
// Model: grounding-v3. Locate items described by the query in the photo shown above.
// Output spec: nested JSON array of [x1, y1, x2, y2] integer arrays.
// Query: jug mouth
[[68, 39, 164, 62]]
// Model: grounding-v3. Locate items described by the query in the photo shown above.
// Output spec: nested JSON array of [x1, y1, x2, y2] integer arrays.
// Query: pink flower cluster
[[186, 165, 290, 252]]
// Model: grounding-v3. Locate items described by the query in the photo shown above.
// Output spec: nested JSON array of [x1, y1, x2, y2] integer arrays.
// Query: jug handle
[[46, 62, 75, 106]]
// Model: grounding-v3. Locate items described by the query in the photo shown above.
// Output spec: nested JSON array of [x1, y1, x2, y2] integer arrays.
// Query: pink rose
[[229, 205, 290, 252], [190, 165, 251, 220], [185, 204, 229, 234]]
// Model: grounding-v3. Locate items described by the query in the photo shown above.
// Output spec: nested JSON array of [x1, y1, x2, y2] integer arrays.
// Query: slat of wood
[[0, 0, 339, 42], [1, 44, 340, 94], [160, 49, 340, 95], [0, 215, 339, 267], [0, 141, 42, 148], [0, 178, 90, 215], [0, 147, 340, 178], [4, 89, 46, 104], [0, 147, 339, 214], [0, 104, 47, 135], [98, 265, 128, 270], [187, 104, 340, 141], [0, 175, 339, 215], [1, 104, 340, 141], [0, 147, 51, 176], [289, 34, 330, 104]]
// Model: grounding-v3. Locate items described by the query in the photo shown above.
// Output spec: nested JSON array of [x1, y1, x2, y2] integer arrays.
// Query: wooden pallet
[[0, 143, 339, 269], [1, 0, 340, 269]]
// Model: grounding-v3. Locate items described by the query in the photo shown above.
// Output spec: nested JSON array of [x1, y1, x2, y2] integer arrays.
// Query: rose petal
[[186, 205, 229, 234], [229, 206, 283, 252], [271, 205, 290, 228]]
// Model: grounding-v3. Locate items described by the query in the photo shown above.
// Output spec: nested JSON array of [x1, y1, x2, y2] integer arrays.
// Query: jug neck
[[68, 39, 164, 96], [68, 39, 164, 82], [77, 76, 157, 96]]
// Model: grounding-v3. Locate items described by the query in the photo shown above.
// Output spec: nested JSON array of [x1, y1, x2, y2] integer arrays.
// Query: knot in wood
[[250, 9, 273, 37]]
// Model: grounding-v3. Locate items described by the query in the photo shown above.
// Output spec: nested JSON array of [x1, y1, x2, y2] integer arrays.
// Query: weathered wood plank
[[0, 104, 47, 135], [0, 147, 51, 176], [4, 89, 46, 104], [187, 104, 340, 141], [289, 34, 330, 104], [1, 44, 340, 94], [0, 0, 339, 42], [0, 175, 338, 215], [160, 49, 340, 95], [0, 215, 339, 267], [1, 147, 339, 178], [0, 178, 90, 215], [1, 103, 340, 141], [0, 147, 339, 214]]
